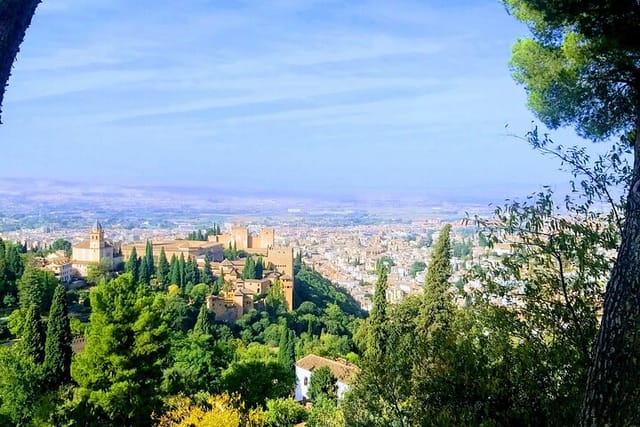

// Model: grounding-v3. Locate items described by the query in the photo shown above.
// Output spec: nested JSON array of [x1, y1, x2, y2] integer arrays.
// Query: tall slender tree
[[157, 247, 170, 289], [184, 256, 195, 286], [44, 284, 72, 388], [201, 253, 214, 285], [169, 254, 179, 286], [144, 240, 155, 277], [22, 304, 45, 363], [243, 256, 256, 280], [193, 258, 200, 284], [139, 257, 151, 285], [178, 254, 186, 288], [278, 326, 296, 371], [125, 246, 140, 284], [424, 224, 452, 292], [367, 267, 388, 362], [193, 302, 211, 336], [503, 1, 640, 424], [255, 257, 264, 280]]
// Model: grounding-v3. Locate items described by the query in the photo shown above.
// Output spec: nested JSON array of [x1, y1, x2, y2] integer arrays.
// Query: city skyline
[[0, 0, 597, 198]]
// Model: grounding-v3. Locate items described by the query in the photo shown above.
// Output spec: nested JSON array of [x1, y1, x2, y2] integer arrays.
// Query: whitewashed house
[[294, 354, 359, 401]]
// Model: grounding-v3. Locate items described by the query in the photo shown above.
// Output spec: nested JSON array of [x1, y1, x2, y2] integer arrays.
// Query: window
[[303, 376, 308, 386]]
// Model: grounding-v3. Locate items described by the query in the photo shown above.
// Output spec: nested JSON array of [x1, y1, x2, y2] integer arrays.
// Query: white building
[[294, 354, 359, 402], [48, 261, 72, 283], [45, 251, 72, 283], [71, 221, 122, 277]]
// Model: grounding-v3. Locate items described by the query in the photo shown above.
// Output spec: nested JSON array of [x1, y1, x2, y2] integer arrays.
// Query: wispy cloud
[[0, 0, 568, 195]]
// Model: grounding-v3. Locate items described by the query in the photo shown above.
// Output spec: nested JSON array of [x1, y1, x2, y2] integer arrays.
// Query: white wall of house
[[336, 380, 350, 398], [295, 366, 312, 401], [294, 366, 351, 401]]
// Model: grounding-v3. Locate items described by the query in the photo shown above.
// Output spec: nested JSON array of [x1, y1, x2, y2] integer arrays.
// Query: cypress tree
[[125, 246, 140, 283], [424, 224, 452, 293], [278, 326, 291, 367], [157, 247, 170, 288], [23, 304, 45, 363], [193, 302, 211, 335], [4, 240, 24, 282], [243, 256, 256, 279], [44, 284, 72, 387], [185, 256, 196, 285], [286, 329, 296, 369], [202, 253, 214, 284], [420, 224, 454, 334], [178, 254, 186, 288], [139, 258, 151, 285], [214, 272, 224, 295], [367, 267, 388, 362], [255, 257, 264, 280], [169, 254, 179, 286], [193, 258, 200, 284], [144, 240, 155, 277], [278, 327, 297, 372]]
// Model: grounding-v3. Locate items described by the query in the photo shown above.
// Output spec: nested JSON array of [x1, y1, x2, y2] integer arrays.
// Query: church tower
[[90, 220, 105, 250]]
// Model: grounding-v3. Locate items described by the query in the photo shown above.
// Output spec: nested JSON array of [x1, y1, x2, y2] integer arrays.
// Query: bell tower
[[90, 220, 105, 250]]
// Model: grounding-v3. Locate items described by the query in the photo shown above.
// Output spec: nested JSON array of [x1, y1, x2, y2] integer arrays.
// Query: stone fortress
[[120, 225, 295, 320]]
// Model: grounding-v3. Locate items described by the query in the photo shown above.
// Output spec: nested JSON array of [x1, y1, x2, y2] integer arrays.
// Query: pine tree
[[72, 273, 168, 424], [193, 302, 211, 335], [202, 253, 214, 285], [125, 246, 140, 283], [44, 284, 72, 387], [23, 304, 45, 363], [157, 247, 170, 289]]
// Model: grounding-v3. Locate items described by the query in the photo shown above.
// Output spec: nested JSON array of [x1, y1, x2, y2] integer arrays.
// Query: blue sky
[[0, 0, 586, 199]]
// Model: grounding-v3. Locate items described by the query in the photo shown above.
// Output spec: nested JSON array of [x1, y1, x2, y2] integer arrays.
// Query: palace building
[[71, 221, 122, 277]]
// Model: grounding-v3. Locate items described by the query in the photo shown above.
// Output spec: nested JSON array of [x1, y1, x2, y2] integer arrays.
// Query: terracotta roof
[[295, 354, 360, 384]]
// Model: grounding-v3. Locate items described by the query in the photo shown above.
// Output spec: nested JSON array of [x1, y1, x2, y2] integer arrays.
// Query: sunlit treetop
[[505, 0, 640, 140]]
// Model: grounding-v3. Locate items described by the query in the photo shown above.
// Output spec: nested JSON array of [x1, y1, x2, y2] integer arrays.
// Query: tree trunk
[[0, 0, 41, 123], [581, 125, 640, 426]]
